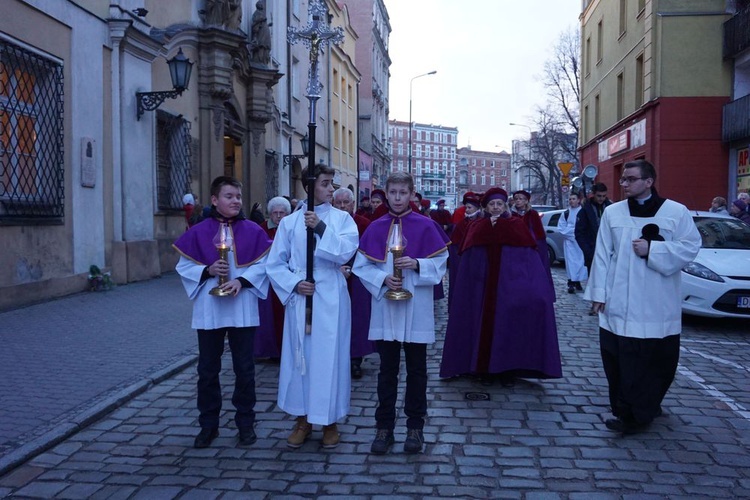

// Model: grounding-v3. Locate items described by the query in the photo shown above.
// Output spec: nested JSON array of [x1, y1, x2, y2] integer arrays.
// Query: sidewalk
[[0, 273, 197, 475], [2, 268, 750, 497]]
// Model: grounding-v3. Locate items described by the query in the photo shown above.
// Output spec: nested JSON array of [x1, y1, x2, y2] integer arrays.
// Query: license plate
[[737, 296, 750, 308]]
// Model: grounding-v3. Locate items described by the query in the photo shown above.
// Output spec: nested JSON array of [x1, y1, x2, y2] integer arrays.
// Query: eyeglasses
[[618, 176, 645, 185]]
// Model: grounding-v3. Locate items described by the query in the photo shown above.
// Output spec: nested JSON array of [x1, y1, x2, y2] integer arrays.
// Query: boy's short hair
[[385, 172, 415, 193], [211, 176, 242, 198], [301, 163, 335, 182]]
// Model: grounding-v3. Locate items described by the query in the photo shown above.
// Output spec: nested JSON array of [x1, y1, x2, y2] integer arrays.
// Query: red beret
[[481, 187, 508, 207], [512, 190, 531, 200], [462, 191, 481, 207], [371, 189, 386, 201], [420, 199, 431, 208]]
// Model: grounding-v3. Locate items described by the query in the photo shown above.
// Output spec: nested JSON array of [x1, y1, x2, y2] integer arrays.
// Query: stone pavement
[[0, 273, 197, 475], [2, 267, 750, 498]]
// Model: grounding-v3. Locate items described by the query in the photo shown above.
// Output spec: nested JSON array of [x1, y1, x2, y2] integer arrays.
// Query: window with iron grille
[[156, 110, 192, 211], [0, 37, 64, 223]]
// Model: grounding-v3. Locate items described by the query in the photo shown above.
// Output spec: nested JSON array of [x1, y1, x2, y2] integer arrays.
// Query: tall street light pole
[[509, 122, 533, 193], [408, 70, 437, 175]]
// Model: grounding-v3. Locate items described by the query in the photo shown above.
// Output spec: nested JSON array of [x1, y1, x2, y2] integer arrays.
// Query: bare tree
[[515, 27, 581, 207], [543, 26, 581, 136], [515, 108, 576, 207]]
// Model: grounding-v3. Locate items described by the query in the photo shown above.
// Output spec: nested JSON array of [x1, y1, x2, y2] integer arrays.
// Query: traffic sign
[[558, 162, 574, 175], [561, 176, 570, 186]]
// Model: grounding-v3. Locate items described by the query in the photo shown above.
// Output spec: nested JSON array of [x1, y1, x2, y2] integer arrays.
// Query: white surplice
[[353, 250, 448, 344], [583, 199, 701, 339], [266, 202, 359, 425], [558, 206, 588, 282], [176, 250, 269, 330]]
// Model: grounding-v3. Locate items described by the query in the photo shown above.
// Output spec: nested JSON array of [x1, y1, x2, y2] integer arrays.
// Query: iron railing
[[0, 38, 65, 223], [722, 93, 750, 143], [723, 6, 750, 59], [156, 110, 192, 211]]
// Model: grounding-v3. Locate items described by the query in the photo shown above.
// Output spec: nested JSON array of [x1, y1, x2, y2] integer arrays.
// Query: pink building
[[389, 120, 458, 208]]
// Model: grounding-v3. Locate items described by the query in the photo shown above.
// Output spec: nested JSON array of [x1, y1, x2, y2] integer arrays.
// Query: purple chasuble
[[173, 217, 272, 267], [358, 209, 448, 262]]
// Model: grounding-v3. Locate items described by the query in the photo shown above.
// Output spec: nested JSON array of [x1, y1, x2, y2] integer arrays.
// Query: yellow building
[[579, 0, 732, 208], [328, 0, 361, 192]]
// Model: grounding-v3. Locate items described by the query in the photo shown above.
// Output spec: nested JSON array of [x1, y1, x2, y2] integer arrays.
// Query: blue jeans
[[197, 327, 256, 429], [375, 340, 427, 431]]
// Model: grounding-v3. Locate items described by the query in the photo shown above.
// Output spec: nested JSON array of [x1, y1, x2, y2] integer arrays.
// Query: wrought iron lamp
[[136, 48, 193, 120], [282, 133, 310, 166]]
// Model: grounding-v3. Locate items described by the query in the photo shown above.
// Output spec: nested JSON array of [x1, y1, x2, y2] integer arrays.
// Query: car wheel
[[547, 246, 556, 265]]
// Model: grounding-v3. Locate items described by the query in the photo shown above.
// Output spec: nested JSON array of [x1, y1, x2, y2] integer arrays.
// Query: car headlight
[[682, 261, 725, 282]]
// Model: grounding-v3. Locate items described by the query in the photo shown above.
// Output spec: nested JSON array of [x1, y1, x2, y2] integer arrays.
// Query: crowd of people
[[172, 163, 747, 453]]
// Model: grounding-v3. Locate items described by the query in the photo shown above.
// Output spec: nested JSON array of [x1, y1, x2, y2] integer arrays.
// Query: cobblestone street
[[1, 268, 749, 498]]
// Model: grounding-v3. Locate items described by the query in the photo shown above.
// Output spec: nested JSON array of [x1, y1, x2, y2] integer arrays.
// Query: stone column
[[197, 28, 246, 203], [244, 65, 282, 206]]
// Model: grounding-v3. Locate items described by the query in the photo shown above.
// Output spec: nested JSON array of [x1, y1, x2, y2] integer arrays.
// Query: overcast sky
[[382, 0, 581, 153]]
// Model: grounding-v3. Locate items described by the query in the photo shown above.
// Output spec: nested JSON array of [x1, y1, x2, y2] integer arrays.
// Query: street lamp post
[[408, 70, 437, 175]]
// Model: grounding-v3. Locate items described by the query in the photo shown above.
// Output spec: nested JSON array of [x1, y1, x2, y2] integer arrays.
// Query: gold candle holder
[[209, 223, 233, 297], [384, 221, 412, 301]]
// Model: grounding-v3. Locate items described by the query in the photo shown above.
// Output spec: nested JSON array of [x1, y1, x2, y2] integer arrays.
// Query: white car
[[540, 209, 568, 264], [681, 211, 750, 318]]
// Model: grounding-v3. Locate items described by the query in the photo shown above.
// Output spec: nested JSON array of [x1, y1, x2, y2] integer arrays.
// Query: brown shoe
[[287, 416, 312, 449], [321, 424, 340, 449]]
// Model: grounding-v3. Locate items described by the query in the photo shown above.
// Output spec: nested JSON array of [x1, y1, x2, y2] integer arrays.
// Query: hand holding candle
[[209, 223, 235, 297], [384, 221, 413, 301]]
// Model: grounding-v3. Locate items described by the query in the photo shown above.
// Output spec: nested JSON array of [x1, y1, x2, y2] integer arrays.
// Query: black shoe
[[351, 364, 363, 379], [499, 374, 516, 388], [575, 281, 583, 291], [404, 429, 424, 454], [238, 426, 257, 447], [194, 427, 219, 448], [567, 285, 576, 294], [370, 429, 394, 455], [605, 418, 650, 435]]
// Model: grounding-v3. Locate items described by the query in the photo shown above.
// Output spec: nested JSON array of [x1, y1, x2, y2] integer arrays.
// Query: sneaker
[[404, 429, 424, 454], [287, 416, 312, 449], [238, 426, 257, 447], [370, 429, 394, 455], [193, 427, 219, 449], [321, 424, 340, 449]]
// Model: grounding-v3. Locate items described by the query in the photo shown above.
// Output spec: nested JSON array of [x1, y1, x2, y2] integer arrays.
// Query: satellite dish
[[571, 176, 583, 188], [583, 164, 598, 180]]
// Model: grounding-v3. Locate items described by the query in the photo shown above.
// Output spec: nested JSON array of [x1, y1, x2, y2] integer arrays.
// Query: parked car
[[539, 209, 568, 264], [682, 211, 750, 318], [532, 205, 559, 213]]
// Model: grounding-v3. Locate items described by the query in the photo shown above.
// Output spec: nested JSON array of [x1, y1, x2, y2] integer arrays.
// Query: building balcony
[[722, 93, 750, 142], [422, 189, 447, 197], [419, 172, 444, 180], [723, 7, 750, 59]]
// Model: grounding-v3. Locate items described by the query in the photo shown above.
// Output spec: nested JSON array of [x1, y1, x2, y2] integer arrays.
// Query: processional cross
[[287, 1, 344, 334]]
